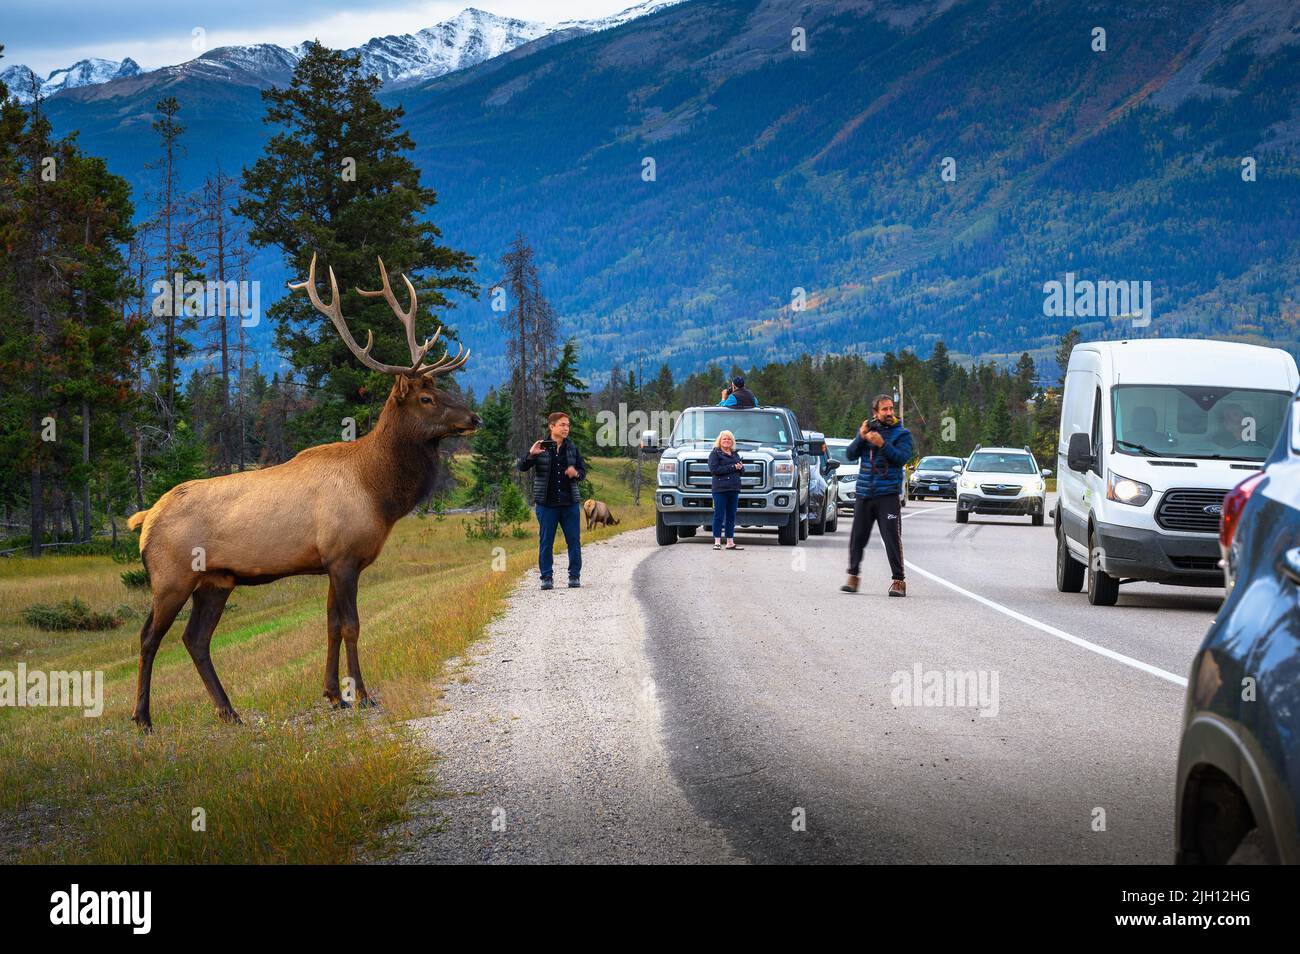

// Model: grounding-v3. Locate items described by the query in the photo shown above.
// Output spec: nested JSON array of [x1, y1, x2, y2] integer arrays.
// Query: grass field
[[0, 456, 653, 863]]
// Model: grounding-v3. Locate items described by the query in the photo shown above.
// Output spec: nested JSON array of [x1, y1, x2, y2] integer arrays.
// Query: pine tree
[[468, 388, 514, 505], [498, 232, 556, 456], [543, 339, 593, 458], [238, 41, 475, 450]]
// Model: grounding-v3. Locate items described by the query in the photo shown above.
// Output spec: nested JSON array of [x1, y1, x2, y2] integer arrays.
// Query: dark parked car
[[907, 455, 963, 501], [1175, 390, 1300, 864]]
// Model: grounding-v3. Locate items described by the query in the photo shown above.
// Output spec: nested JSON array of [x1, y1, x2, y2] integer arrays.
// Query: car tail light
[[1219, 473, 1264, 551]]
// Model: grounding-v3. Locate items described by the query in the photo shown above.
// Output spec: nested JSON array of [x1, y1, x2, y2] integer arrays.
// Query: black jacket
[[708, 448, 744, 492], [518, 439, 586, 506]]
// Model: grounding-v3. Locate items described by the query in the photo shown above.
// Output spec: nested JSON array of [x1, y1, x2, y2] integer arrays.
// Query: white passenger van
[[1055, 339, 1299, 605]]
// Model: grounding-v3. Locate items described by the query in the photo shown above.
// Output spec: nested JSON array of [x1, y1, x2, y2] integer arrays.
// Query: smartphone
[[540, 440, 557, 451]]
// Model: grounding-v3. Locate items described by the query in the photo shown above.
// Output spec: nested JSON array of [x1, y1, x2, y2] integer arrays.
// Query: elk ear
[[393, 375, 414, 400]]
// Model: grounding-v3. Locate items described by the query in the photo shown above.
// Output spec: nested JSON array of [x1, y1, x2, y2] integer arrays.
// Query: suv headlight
[[1107, 471, 1152, 506], [772, 460, 795, 487], [657, 458, 678, 487]]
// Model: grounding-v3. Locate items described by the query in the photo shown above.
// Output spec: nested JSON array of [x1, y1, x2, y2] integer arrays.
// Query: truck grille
[[683, 458, 765, 490], [1155, 488, 1227, 534]]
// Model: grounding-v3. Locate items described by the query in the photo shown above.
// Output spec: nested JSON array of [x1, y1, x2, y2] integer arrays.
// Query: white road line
[[898, 505, 1189, 687]]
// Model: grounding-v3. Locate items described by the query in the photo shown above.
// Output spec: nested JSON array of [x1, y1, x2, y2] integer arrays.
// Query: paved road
[[636, 495, 1222, 863]]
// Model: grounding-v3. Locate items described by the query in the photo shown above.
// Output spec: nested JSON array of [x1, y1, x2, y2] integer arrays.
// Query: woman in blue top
[[708, 430, 745, 550]]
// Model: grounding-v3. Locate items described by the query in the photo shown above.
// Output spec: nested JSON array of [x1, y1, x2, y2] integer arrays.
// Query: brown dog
[[583, 499, 620, 530]]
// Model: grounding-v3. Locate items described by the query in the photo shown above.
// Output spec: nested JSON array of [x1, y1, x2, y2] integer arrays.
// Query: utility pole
[[896, 374, 905, 424]]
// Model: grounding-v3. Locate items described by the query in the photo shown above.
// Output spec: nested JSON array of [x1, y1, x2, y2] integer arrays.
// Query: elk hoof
[[217, 708, 243, 725], [357, 696, 380, 710], [132, 714, 153, 733], [327, 697, 351, 710]]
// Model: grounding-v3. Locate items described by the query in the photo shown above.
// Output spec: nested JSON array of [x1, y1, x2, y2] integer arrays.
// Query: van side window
[[1090, 388, 1103, 466]]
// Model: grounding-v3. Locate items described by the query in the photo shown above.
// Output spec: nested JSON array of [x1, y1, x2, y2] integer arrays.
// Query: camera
[[865, 418, 883, 433]]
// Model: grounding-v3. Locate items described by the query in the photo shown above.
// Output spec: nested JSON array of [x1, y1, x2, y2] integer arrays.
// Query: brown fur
[[127, 372, 479, 729], [583, 499, 619, 530]]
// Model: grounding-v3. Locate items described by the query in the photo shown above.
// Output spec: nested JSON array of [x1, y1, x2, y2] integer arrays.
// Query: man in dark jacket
[[518, 412, 587, 590], [842, 394, 913, 596], [718, 376, 758, 408]]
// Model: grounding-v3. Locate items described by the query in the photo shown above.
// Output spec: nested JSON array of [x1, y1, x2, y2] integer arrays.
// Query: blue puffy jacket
[[846, 422, 913, 499]]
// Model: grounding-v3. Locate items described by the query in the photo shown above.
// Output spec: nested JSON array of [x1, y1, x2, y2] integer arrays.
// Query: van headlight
[[1106, 471, 1152, 506], [772, 460, 795, 487], [657, 458, 678, 487]]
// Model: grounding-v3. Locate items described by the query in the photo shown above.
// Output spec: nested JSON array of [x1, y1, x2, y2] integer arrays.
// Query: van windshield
[[1112, 386, 1289, 462], [671, 408, 791, 447]]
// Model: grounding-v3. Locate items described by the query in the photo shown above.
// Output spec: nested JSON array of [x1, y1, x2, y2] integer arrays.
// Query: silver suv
[[955, 445, 1050, 526]]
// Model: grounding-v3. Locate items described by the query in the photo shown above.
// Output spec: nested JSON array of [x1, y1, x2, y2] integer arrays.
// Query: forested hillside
[[33, 0, 1300, 393]]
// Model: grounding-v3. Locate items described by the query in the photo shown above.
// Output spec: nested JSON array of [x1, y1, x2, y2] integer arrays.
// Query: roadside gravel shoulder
[[382, 526, 740, 864]]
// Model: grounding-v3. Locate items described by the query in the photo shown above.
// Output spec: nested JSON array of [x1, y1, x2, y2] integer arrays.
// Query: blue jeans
[[536, 502, 582, 581], [711, 490, 739, 539]]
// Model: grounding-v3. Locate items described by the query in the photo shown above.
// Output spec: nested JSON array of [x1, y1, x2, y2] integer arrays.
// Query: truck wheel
[[1031, 513, 1044, 527], [655, 512, 677, 546], [778, 515, 798, 546], [798, 507, 809, 540], [1055, 520, 1085, 592], [678, 526, 697, 538], [956, 509, 969, 524], [827, 508, 838, 533], [1086, 530, 1120, 606]]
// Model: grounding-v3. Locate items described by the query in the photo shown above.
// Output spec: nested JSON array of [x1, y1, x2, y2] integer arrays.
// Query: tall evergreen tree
[[238, 41, 475, 449], [468, 388, 514, 505]]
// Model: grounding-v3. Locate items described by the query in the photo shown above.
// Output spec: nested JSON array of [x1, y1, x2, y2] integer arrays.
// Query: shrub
[[121, 567, 151, 589], [22, 598, 126, 632]]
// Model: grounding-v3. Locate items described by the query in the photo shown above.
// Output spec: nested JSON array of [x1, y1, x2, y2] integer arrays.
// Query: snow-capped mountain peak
[[1, 3, 690, 104], [2, 56, 142, 103]]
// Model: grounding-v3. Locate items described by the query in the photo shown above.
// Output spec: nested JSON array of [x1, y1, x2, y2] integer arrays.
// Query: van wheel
[[956, 509, 969, 524], [1056, 521, 1085, 592], [1086, 530, 1120, 605], [677, 526, 697, 538], [778, 515, 799, 546], [655, 512, 677, 546]]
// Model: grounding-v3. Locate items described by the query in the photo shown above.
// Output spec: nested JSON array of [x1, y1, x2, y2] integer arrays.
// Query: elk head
[[289, 253, 481, 443]]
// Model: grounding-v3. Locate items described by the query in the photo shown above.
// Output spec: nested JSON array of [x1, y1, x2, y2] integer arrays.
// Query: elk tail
[[127, 508, 150, 532]]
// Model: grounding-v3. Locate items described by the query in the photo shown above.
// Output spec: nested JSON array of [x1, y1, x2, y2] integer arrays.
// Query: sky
[[1, 0, 640, 74]]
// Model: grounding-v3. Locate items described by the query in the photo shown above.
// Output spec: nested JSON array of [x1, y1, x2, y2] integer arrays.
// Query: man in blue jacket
[[842, 394, 912, 596]]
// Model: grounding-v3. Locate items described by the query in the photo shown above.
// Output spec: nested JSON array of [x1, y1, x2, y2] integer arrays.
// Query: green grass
[[0, 457, 652, 863]]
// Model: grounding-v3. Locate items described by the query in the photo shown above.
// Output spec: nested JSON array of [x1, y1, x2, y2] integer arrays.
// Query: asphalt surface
[[636, 495, 1222, 863]]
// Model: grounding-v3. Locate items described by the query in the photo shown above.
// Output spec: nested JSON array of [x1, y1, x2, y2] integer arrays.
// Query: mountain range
[[15, 0, 1300, 394], [0, 3, 684, 102]]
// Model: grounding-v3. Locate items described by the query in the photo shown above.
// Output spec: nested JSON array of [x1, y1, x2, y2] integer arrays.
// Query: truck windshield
[[1112, 385, 1290, 462], [671, 409, 792, 446]]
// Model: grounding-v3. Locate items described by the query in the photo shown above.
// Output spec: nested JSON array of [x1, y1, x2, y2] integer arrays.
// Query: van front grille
[[1155, 488, 1227, 534]]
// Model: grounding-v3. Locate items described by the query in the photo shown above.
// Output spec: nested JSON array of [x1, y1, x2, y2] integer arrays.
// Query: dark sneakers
[[568, 579, 581, 588], [540, 579, 554, 591], [889, 579, 907, 597]]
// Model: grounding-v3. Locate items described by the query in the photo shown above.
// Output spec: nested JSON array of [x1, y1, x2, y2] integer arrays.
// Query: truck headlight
[[772, 460, 795, 487], [657, 458, 678, 487], [1107, 471, 1151, 506]]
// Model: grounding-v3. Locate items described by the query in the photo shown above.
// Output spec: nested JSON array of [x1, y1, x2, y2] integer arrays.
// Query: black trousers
[[846, 493, 904, 580]]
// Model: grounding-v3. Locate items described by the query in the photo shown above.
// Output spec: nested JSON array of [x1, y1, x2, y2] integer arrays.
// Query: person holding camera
[[708, 429, 746, 550], [519, 412, 587, 590], [718, 376, 758, 408], [841, 394, 913, 596]]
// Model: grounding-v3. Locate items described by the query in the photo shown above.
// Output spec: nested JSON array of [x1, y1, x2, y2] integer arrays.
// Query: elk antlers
[[288, 252, 470, 377]]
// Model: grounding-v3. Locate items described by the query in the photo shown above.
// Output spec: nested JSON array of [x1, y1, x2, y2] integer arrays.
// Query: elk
[[126, 253, 480, 730]]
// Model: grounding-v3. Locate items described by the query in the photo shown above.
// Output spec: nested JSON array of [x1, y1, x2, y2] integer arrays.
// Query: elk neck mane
[[354, 386, 441, 524]]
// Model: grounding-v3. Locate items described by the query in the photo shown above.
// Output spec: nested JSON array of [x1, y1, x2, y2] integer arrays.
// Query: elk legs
[[132, 583, 195, 731], [326, 563, 374, 708], [181, 583, 238, 723]]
